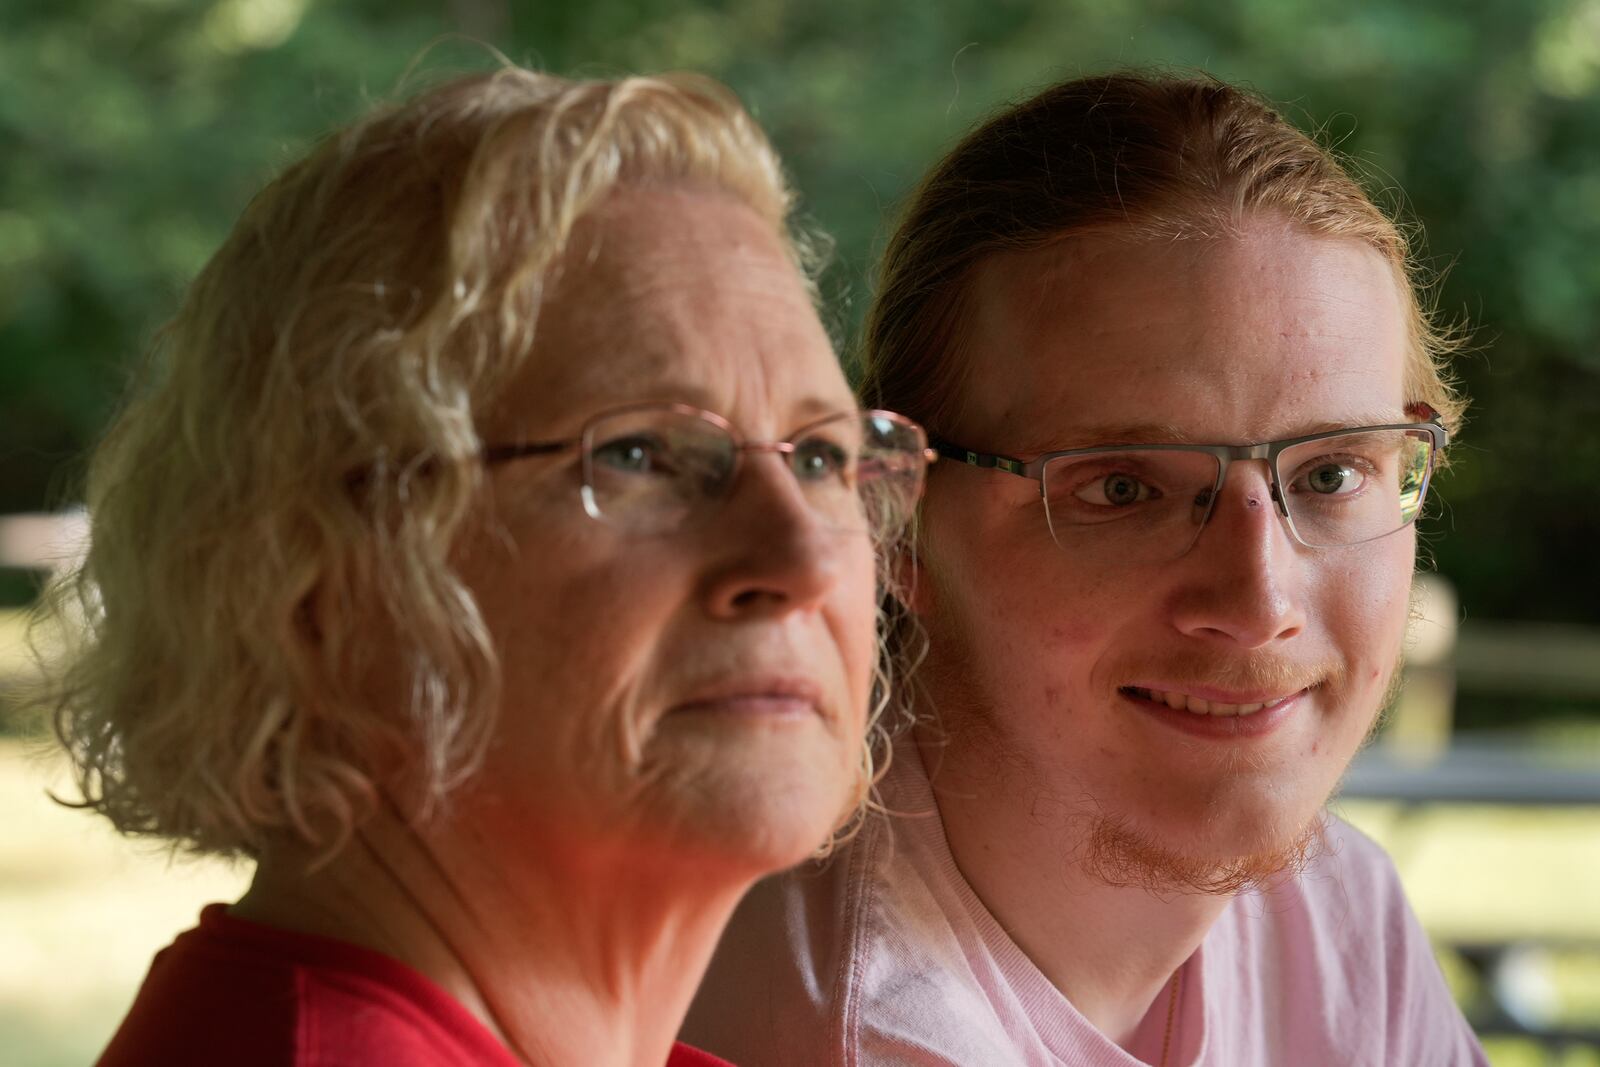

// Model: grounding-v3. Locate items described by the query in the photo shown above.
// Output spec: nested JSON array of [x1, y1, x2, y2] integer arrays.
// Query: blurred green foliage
[[1, 0, 1597, 635]]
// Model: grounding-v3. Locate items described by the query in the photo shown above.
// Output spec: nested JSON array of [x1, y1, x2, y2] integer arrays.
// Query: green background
[[1, 4, 1598, 1063], [2, 1, 1597, 702]]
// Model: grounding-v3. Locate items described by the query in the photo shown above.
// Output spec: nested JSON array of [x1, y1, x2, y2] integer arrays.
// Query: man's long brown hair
[[858, 72, 1466, 441]]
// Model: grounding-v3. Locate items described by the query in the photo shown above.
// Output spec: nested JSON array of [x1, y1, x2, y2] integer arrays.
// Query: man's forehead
[[966, 228, 1247, 334], [951, 224, 1411, 449], [1005, 410, 1415, 457]]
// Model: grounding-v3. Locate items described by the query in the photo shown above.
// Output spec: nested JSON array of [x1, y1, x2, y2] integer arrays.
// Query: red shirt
[[99, 904, 734, 1066]]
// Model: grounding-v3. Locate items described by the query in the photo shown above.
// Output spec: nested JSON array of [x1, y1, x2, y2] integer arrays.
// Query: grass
[[0, 738, 250, 1065], [1334, 799, 1600, 944]]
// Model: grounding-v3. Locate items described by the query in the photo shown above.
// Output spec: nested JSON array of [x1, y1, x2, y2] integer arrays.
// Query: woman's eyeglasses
[[484, 403, 936, 542]]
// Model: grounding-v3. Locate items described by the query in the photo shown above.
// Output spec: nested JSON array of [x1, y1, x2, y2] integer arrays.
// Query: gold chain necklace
[[1157, 966, 1184, 1067]]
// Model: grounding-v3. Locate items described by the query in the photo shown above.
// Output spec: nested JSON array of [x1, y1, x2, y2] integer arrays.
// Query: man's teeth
[[1136, 687, 1269, 717]]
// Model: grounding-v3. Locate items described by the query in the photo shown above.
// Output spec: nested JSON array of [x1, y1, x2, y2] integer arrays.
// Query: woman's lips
[[670, 676, 826, 718]]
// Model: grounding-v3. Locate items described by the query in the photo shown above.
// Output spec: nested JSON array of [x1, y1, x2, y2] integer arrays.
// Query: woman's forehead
[[483, 188, 848, 438]]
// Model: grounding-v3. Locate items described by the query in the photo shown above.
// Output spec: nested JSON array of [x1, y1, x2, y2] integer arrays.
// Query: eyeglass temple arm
[[1404, 403, 1450, 449], [930, 438, 1035, 479]]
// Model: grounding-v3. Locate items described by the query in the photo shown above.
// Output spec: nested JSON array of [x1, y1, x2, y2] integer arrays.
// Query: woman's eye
[[1073, 472, 1158, 507], [1296, 461, 1365, 497], [792, 438, 851, 481], [593, 435, 669, 475]]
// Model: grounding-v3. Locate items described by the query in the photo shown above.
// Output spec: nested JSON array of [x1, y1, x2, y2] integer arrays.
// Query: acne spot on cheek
[[1310, 740, 1321, 756], [1043, 686, 1060, 709], [1047, 623, 1097, 647]]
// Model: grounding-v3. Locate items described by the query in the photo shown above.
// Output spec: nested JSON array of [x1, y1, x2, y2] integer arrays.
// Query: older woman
[[42, 67, 932, 1066]]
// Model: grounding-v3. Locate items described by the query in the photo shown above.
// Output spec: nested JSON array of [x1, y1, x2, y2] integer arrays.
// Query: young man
[[683, 74, 1488, 1064]]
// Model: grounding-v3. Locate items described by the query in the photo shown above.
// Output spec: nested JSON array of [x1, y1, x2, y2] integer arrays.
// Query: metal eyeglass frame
[[482, 401, 937, 526], [931, 408, 1449, 551]]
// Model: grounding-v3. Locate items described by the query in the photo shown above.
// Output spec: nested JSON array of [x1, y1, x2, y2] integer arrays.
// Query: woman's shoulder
[[668, 1042, 738, 1067], [97, 905, 521, 1067], [97, 906, 299, 1067]]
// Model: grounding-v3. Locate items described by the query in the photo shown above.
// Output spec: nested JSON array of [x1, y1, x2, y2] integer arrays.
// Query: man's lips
[[1118, 683, 1310, 718]]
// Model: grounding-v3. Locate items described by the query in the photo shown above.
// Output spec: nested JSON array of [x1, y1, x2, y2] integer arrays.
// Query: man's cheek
[[1320, 547, 1413, 641]]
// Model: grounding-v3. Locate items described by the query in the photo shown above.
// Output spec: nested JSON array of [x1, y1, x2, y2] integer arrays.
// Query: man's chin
[[1080, 810, 1330, 896]]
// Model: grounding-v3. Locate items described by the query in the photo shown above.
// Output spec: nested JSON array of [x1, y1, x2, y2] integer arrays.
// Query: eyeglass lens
[[1038, 428, 1437, 562], [579, 408, 927, 538]]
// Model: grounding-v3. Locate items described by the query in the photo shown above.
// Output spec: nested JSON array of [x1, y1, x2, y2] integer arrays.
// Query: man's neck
[[916, 724, 1230, 1050], [233, 812, 751, 1067]]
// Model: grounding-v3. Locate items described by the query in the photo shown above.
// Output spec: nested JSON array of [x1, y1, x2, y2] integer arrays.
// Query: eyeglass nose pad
[[1166, 486, 1219, 561], [1267, 481, 1290, 518], [700, 466, 735, 501], [1183, 471, 1295, 558]]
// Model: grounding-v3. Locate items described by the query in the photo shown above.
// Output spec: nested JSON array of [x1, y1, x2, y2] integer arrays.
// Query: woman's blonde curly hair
[[41, 65, 855, 860]]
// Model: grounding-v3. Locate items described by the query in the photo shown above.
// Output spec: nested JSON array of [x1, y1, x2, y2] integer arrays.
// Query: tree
[[3, 0, 1596, 639]]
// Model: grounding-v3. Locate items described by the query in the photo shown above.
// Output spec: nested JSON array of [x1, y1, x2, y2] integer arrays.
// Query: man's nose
[[1169, 462, 1306, 648]]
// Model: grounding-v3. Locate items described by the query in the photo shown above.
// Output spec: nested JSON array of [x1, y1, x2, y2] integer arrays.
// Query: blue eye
[[1293, 459, 1368, 497], [593, 435, 670, 475], [1074, 472, 1159, 507], [791, 437, 852, 482]]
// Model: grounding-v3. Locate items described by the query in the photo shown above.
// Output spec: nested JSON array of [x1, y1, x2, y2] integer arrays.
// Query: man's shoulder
[[1208, 812, 1486, 1064], [681, 832, 872, 1066], [1317, 811, 1400, 873], [1207, 813, 1428, 1020], [685, 753, 1081, 1067], [1221, 812, 1410, 945], [1307, 810, 1402, 883], [1285, 811, 1411, 923]]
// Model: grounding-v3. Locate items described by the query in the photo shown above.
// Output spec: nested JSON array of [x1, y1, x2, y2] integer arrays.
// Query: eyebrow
[[1008, 421, 1190, 455], [1006, 410, 1410, 456], [1292, 412, 1415, 436], [551, 380, 853, 433]]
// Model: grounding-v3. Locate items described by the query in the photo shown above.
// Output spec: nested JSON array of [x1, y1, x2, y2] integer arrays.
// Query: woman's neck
[[232, 810, 755, 1067]]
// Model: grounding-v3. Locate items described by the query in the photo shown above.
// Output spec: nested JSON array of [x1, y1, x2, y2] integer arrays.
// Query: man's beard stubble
[[1083, 647, 1409, 895], [916, 627, 1405, 898], [1079, 808, 1327, 896]]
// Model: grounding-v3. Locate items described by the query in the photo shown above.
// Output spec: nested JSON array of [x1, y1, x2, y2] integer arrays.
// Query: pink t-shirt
[[683, 744, 1486, 1066]]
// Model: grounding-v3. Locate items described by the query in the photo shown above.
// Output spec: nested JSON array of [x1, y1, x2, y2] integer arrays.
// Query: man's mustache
[[1111, 649, 1346, 697]]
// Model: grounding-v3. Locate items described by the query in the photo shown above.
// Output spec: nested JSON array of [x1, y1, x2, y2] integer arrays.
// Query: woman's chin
[[635, 723, 860, 873]]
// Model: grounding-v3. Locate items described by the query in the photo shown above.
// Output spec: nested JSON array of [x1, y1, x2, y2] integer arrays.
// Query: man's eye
[[1074, 472, 1159, 507], [791, 438, 852, 481], [592, 435, 671, 475], [1295, 460, 1366, 497]]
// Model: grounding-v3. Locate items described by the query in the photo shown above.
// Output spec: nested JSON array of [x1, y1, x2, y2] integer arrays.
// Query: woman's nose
[[699, 452, 850, 620]]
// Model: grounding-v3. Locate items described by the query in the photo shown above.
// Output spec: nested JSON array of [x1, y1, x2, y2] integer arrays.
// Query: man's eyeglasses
[[485, 403, 936, 541], [934, 415, 1448, 564]]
